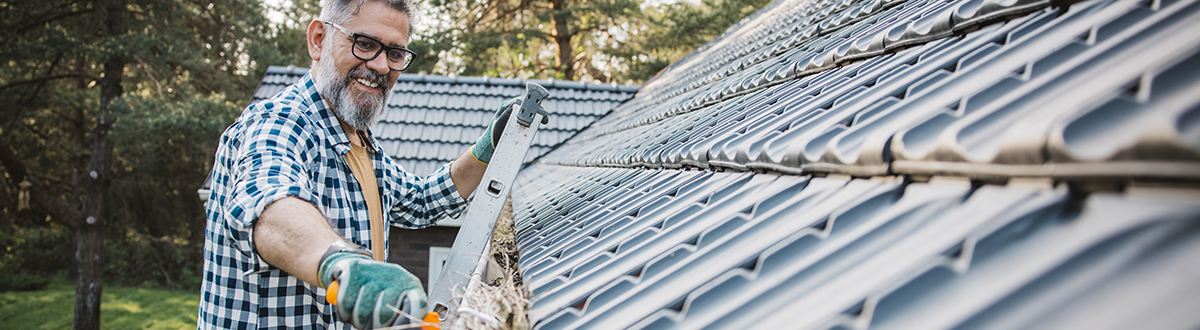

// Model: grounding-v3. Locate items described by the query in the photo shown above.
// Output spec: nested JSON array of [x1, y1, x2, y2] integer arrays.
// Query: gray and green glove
[[470, 97, 520, 164], [319, 244, 426, 330]]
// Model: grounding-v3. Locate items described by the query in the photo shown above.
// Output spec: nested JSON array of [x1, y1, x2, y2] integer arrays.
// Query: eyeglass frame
[[322, 20, 416, 72]]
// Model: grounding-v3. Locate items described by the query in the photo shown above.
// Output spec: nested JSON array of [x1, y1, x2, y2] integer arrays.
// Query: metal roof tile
[[512, 0, 1200, 327]]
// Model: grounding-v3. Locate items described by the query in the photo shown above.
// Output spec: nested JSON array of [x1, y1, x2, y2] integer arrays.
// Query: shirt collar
[[303, 73, 384, 155]]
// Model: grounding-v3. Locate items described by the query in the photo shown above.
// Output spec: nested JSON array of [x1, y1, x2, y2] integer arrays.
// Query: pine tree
[[0, 0, 276, 328]]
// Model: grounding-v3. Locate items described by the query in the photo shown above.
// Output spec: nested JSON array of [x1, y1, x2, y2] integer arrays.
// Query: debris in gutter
[[439, 196, 531, 330]]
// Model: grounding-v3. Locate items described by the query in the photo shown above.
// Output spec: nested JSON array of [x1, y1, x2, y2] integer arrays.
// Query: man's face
[[310, 1, 411, 131]]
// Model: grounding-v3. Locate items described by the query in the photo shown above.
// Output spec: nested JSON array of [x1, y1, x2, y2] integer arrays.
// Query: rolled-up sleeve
[[388, 161, 469, 228], [224, 110, 320, 274]]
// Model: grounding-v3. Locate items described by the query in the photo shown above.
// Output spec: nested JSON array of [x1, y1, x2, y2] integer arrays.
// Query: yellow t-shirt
[[341, 128, 386, 262]]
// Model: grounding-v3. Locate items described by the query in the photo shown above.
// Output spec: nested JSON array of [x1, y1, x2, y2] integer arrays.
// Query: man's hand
[[470, 97, 519, 164], [319, 249, 426, 329]]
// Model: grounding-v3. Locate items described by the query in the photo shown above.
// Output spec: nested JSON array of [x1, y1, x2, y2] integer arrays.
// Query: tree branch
[[17, 7, 96, 34], [0, 138, 29, 185], [24, 123, 55, 144], [28, 171, 68, 187], [0, 73, 99, 93], [135, 57, 164, 98], [5, 54, 65, 129], [0, 137, 80, 229]]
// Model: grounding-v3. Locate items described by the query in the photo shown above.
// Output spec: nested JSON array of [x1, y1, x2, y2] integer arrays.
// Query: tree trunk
[[551, 0, 575, 79], [68, 234, 78, 280], [72, 57, 123, 330], [72, 226, 103, 330], [0, 3, 127, 328]]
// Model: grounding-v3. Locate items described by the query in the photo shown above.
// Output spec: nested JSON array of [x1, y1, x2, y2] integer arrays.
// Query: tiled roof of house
[[250, 66, 640, 176], [511, 0, 1200, 328]]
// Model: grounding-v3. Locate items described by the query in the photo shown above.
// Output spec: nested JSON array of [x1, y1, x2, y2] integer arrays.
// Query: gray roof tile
[[248, 69, 637, 176], [512, 0, 1200, 328]]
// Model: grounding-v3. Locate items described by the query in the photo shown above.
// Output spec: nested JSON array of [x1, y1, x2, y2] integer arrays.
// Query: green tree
[[0, 0, 274, 328], [258, 0, 323, 72], [418, 0, 770, 84], [609, 0, 775, 83], [256, 0, 450, 74], [424, 0, 642, 82]]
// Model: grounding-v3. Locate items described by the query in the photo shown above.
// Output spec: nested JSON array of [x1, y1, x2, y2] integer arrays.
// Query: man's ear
[[307, 20, 326, 61]]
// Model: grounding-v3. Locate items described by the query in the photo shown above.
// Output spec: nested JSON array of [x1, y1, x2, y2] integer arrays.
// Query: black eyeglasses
[[324, 21, 416, 71]]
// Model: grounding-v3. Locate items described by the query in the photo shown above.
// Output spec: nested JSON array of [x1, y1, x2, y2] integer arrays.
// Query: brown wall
[[388, 226, 460, 288]]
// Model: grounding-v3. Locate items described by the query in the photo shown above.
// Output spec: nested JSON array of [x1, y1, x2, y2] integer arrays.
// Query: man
[[198, 0, 521, 328]]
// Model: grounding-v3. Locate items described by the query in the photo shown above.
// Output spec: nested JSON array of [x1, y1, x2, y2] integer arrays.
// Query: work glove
[[471, 97, 519, 164], [319, 247, 426, 329]]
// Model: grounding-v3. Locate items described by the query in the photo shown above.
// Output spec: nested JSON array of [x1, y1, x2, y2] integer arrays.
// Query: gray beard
[[312, 57, 391, 132]]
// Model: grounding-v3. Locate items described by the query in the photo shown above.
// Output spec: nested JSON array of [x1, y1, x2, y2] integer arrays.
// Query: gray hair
[[320, 0, 417, 38]]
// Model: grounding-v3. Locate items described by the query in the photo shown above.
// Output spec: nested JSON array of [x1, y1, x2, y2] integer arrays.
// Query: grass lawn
[[0, 280, 199, 330]]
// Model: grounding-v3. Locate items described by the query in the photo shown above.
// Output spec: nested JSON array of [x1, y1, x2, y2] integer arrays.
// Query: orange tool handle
[[326, 280, 440, 329], [422, 312, 441, 330], [325, 280, 340, 305]]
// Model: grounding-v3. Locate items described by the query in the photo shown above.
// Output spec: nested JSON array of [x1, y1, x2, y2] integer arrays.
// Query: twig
[[0, 73, 100, 93], [135, 57, 165, 98]]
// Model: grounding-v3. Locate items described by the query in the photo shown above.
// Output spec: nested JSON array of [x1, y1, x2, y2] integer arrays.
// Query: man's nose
[[366, 53, 391, 75]]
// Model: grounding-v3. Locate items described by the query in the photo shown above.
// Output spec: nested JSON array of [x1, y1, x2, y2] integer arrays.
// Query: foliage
[[0, 1, 292, 326], [407, 36, 455, 74], [0, 0, 263, 215], [100, 226, 205, 290], [258, 0, 323, 73], [1, 225, 202, 291], [419, 0, 771, 84], [0, 1, 776, 327], [0, 279, 199, 329], [0, 227, 71, 278], [423, 0, 642, 82], [257, 0, 453, 75], [108, 94, 241, 246], [0, 273, 51, 292], [608, 0, 775, 83]]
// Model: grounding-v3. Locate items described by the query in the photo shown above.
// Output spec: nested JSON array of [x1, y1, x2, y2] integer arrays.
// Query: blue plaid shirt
[[198, 74, 469, 329]]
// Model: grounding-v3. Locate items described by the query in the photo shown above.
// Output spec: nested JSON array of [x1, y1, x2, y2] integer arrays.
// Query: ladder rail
[[428, 82, 551, 318]]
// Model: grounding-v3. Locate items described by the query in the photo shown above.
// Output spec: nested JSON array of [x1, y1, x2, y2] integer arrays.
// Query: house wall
[[388, 226, 459, 289]]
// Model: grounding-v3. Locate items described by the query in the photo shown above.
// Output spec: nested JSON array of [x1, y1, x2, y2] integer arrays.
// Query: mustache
[[345, 66, 389, 92]]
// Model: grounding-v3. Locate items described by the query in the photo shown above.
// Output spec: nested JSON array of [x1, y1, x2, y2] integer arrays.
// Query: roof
[[510, 0, 1200, 327], [250, 66, 640, 176]]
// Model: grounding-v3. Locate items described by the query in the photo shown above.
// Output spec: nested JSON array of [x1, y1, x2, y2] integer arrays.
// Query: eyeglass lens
[[351, 36, 412, 71]]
